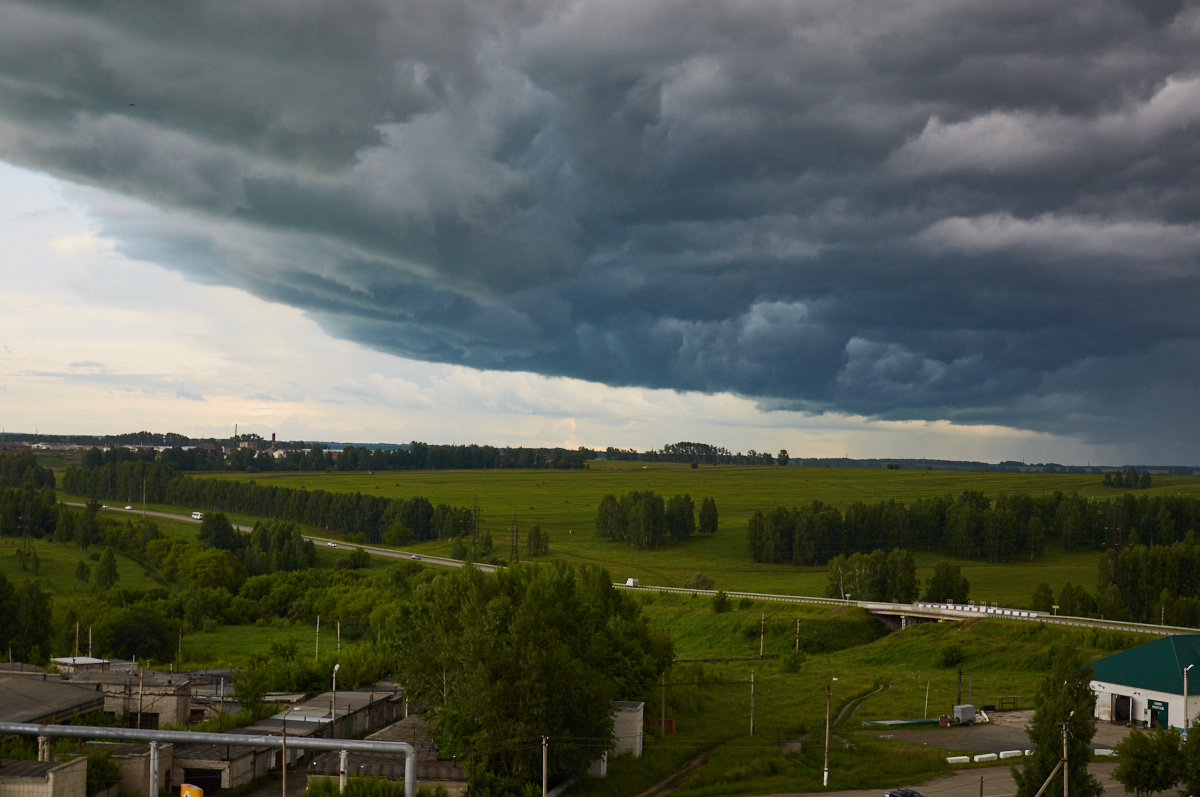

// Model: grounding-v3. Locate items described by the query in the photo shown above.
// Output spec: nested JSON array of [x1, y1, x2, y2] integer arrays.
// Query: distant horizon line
[[2, 430, 1196, 474]]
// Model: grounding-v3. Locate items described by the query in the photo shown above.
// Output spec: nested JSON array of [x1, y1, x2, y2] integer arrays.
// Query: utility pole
[[510, 515, 519, 564], [823, 682, 832, 787], [795, 618, 800, 652], [750, 671, 755, 736], [759, 614, 765, 658], [542, 736, 548, 797], [1063, 715, 1069, 797], [1186, 664, 1195, 730], [661, 672, 666, 733], [471, 495, 481, 550]]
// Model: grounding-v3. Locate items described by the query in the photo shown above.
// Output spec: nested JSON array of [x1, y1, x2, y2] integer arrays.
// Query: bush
[[937, 643, 967, 667], [712, 590, 731, 613], [685, 572, 715, 590]]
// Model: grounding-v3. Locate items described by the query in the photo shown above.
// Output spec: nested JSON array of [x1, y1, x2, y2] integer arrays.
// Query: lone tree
[[923, 561, 969, 604], [698, 497, 718, 535], [1180, 718, 1200, 797], [1113, 726, 1180, 797], [1012, 648, 1102, 797]]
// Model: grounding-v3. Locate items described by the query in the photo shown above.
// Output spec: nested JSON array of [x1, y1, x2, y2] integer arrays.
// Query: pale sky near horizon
[[4, 1, 1200, 466]]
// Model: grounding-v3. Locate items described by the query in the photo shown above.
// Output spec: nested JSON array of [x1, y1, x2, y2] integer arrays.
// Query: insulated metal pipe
[[0, 722, 417, 797]]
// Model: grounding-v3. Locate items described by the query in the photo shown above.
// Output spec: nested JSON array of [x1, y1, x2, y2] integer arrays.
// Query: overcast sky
[[3, 0, 1200, 465]]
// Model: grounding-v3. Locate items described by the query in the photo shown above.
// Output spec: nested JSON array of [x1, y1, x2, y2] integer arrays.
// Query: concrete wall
[[612, 704, 644, 757], [108, 744, 174, 796], [1092, 679, 1198, 729], [0, 758, 86, 797]]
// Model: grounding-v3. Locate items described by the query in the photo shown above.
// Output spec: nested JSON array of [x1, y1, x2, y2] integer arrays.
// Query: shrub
[[937, 643, 967, 667]]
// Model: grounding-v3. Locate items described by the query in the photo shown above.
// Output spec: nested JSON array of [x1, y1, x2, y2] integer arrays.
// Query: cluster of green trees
[[823, 553, 969, 604], [61, 462, 474, 543], [1026, 537, 1200, 625], [0, 453, 59, 538], [595, 491, 717, 549], [604, 441, 781, 465], [749, 490, 1200, 566], [1097, 537, 1200, 625], [48, 514, 420, 661], [824, 549, 917, 602], [0, 452, 56, 489], [387, 563, 673, 791], [0, 485, 58, 538], [197, 514, 316, 575], [0, 575, 52, 662], [1103, 467, 1152, 489]]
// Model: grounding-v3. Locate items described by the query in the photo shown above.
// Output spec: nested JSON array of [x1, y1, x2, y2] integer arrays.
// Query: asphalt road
[[747, 762, 1122, 797]]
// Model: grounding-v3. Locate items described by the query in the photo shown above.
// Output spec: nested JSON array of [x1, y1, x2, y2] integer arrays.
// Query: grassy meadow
[[195, 462, 1192, 604], [572, 592, 1147, 796]]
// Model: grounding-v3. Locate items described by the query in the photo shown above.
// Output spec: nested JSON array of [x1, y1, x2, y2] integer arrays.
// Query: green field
[[572, 594, 1145, 796], [196, 463, 1187, 605], [25, 462, 1185, 794]]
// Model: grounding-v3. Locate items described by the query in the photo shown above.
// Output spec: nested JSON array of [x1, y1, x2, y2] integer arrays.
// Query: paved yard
[[867, 709, 1131, 754]]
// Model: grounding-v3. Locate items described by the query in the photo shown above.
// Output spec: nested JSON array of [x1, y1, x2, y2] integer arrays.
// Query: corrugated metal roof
[[1092, 634, 1200, 694]]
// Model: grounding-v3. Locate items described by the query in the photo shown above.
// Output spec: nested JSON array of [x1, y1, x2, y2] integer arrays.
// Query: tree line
[[78, 441, 591, 472], [604, 441, 781, 465], [595, 491, 718, 549], [748, 490, 1200, 565], [61, 461, 475, 543]]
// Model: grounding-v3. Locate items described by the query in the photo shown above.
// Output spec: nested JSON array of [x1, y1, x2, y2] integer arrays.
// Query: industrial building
[[1090, 634, 1200, 729]]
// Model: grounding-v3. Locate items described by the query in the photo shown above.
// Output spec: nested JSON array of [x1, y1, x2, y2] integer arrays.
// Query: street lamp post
[[331, 663, 340, 739], [281, 706, 301, 797], [823, 677, 838, 787], [1185, 664, 1195, 730]]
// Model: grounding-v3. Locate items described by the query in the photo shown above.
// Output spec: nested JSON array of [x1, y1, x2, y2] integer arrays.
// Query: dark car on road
[[885, 790, 924, 797]]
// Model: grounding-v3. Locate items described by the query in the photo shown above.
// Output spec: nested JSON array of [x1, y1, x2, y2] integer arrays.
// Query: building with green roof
[[1090, 635, 1200, 730]]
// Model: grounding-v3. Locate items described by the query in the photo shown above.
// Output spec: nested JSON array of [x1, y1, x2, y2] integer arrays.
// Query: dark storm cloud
[[4, 0, 1200, 459]]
